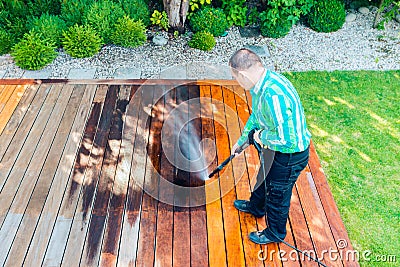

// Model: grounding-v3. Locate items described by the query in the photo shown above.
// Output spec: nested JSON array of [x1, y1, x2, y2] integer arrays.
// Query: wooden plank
[[0, 84, 38, 146], [0, 83, 69, 266], [0, 84, 28, 135], [279, 219, 301, 267], [296, 166, 343, 267], [0, 83, 51, 190], [117, 85, 155, 266], [153, 87, 176, 267], [22, 84, 97, 266], [201, 84, 227, 267], [134, 85, 166, 267], [60, 85, 119, 266], [0, 85, 17, 113], [4, 84, 85, 266], [0, 84, 62, 224], [308, 141, 359, 267], [188, 85, 209, 267], [97, 85, 140, 267], [224, 85, 265, 267], [79, 86, 131, 266], [42, 85, 107, 267], [211, 84, 246, 267]]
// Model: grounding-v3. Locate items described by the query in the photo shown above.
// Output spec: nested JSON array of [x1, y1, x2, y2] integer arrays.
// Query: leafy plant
[[0, 0, 29, 40], [83, 0, 125, 44], [374, 0, 400, 29], [111, 16, 147, 48], [189, 6, 229, 36], [61, 0, 95, 27], [0, 28, 14, 55], [307, 0, 345, 32], [26, 0, 61, 17], [11, 30, 57, 70], [221, 0, 247, 27], [188, 31, 216, 51], [150, 10, 169, 31], [62, 24, 102, 58], [260, 14, 292, 38], [28, 13, 67, 47], [189, 0, 212, 12], [247, 7, 259, 26], [118, 0, 151, 26]]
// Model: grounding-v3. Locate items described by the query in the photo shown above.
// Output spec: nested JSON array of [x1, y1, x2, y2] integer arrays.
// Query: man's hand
[[254, 129, 262, 146], [231, 142, 243, 156]]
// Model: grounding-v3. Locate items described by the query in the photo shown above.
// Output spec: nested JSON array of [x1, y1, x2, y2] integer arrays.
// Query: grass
[[285, 70, 399, 266]]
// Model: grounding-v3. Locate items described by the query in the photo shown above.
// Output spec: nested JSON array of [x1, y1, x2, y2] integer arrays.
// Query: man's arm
[[236, 113, 257, 147]]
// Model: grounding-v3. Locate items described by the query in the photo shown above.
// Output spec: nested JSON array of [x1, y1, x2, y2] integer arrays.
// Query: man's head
[[229, 48, 265, 90]]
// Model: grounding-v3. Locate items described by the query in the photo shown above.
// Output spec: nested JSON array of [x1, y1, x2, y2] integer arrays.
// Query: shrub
[[11, 30, 57, 70], [111, 16, 147, 48], [221, 0, 247, 27], [150, 10, 169, 31], [188, 31, 215, 51], [83, 0, 125, 44], [260, 15, 292, 38], [0, 0, 29, 40], [28, 14, 67, 47], [307, 0, 345, 32], [26, 0, 61, 17], [62, 24, 102, 58], [0, 29, 14, 55], [61, 0, 95, 27], [189, 7, 229, 36], [118, 0, 150, 26]]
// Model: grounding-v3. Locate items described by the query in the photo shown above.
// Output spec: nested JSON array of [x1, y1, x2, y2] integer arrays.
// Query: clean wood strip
[[0, 85, 6, 96], [0, 84, 38, 146], [0, 84, 28, 134], [117, 86, 155, 266], [79, 86, 130, 266], [0, 83, 51, 190], [42, 85, 106, 267], [61, 85, 119, 266], [189, 85, 209, 267], [308, 141, 359, 267], [0, 85, 45, 162], [173, 85, 191, 267], [4, 84, 85, 267], [97, 85, 141, 267], [211, 84, 246, 267], [224, 85, 265, 267], [22, 84, 97, 266], [0, 83, 68, 266], [134, 85, 166, 267], [201, 84, 227, 267], [0, 85, 17, 114], [153, 87, 176, 267], [296, 166, 343, 267]]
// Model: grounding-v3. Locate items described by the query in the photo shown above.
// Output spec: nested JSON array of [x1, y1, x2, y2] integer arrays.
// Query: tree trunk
[[163, 0, 189, 33]]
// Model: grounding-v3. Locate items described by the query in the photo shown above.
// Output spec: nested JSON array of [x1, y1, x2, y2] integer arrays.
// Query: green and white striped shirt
[[237, 69, 311, 153]]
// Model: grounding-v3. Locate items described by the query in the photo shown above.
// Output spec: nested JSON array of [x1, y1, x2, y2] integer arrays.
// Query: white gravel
[[0, 9, 399, 78]]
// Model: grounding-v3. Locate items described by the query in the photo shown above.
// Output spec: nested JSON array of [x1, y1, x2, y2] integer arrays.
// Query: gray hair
[[229, 48, 263, 72]]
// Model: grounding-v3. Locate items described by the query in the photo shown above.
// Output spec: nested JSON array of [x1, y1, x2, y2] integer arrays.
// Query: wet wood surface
[[0, 82, 358, 267]]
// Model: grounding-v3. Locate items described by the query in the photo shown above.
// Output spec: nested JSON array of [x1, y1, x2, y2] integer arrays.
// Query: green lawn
[[285, 70, 399, 266]]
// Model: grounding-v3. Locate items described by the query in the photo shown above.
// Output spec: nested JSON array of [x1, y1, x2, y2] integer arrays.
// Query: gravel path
[[0, 9, 399, 79]]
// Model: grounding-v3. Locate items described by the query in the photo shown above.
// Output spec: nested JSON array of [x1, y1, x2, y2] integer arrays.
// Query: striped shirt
[[237, 69, 311, 153]]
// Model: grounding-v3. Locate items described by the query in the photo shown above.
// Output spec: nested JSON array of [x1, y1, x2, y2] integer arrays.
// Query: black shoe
[[249, 231, 276, 245], [234, 200, 264, 218]]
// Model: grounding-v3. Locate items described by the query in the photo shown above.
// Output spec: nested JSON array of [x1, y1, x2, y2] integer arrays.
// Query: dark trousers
[[249, 146, 309, 241]]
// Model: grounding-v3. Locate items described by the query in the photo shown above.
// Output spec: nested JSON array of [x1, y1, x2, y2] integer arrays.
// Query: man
[[230, 48, 311, 244]]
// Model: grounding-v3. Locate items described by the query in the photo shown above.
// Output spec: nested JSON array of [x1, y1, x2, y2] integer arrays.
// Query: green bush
[[26, 0, 61, 17], [188, 31, 216, 51], [62, 24, 102, 58], [150, 10, 169, 31], [28, 14, 66, 47], [0, 28, 14, 55], [189, 7, 229, 36], [83, 0, 125, 44], [118, 0, 150, 26], [260, 14, 292, 38], [0, 0, 29, 40], [111, 16, 147, 48], [221, 0, 247, 27], [307, 0, 345, 32], [11, 30, 57, 70], [61, 0, 95, 27]]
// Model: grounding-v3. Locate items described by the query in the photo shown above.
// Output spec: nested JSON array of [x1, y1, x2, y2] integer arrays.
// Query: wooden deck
[[0, 81, 358, 267]]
